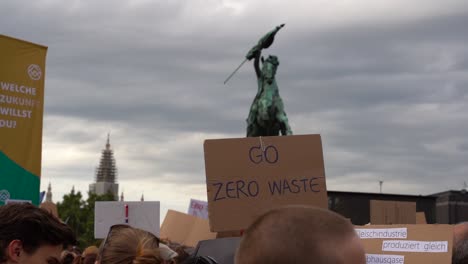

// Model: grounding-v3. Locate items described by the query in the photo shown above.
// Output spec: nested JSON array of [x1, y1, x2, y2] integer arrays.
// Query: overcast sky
[[2, 0, 468, 219]]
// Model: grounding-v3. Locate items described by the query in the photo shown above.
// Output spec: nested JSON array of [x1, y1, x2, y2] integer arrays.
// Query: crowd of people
[[0, 202, 467, 264]]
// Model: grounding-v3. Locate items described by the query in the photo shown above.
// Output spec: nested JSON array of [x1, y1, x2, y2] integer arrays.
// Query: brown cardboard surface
[[416, 212, 427, 224], [370, 200, 416, 224], [39, 201, 58, 218], [216, 231, 243, 238], [160, 210, 217, 247], [204, 135, 327, 232], [356, 224, 453, 264]]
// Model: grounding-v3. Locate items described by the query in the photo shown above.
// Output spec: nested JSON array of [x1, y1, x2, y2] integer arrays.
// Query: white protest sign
[[366, 254, 404, 264], [356, 228, 408, 239], [381, 240, 448, 253], [357, 224, 453, 264], [94, 201, 160, 239], [188, 199, 209, 219], [5, 199, 32, 204]]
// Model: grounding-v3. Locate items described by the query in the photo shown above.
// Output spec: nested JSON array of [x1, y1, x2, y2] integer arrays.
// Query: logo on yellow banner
[[27, 64, 42, 81]]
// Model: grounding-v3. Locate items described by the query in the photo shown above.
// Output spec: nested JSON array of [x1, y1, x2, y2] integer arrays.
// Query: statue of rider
[[245, 24, 293, 137]]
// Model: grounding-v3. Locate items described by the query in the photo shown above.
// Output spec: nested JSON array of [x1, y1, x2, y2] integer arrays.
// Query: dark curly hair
[[0, 203, 76, 262]]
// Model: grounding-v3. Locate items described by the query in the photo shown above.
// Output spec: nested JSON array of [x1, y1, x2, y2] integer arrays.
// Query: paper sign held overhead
[[160, 210, 216, 247], [204, 134, 327, 232], [94, 201, 160, 239], [188, 199, 209, 219]]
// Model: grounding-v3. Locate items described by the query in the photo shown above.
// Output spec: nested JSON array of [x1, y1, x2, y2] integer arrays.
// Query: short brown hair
[[235, 206, 358, 264], [0, 203, 76, 262], [99, 226, 163, 264]]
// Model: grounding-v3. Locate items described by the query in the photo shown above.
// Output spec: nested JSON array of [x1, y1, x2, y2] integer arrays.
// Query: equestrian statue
[[224, 24, 293, 137]]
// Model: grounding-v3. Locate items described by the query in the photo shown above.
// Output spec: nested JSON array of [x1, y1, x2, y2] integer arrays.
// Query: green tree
[[80, 191, 115, 247], [57, 188, 115, 248], [57, 187, 85, 239]]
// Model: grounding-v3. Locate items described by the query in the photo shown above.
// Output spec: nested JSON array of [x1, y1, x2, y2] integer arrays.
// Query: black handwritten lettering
[[290, 179, 300, 193], [249, 146, 263, 164], [283, 180, 292, 193], [247, 181, 259, 197], [236, 180, 249, 198], [213, 182, 226, 201], [300, 179, 308, 192], [264, 145, 278, 163], [268, 177, 324, 195], [248, 145, 279, 164], [226, 181, 236, 198], [309, 177, 321, 193], [268, 180, 282, 195], [213, 180, 260, 201]]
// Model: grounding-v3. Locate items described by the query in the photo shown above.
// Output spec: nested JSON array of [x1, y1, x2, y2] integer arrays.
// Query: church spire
[[95, 134, 117, 183], [46, 182, 52, 202], [89, 134, 119, 200], [106, 133, 111, 150]]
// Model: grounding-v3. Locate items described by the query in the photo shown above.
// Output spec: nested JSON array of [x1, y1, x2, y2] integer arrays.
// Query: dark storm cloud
[[1, 0, 467, 200]]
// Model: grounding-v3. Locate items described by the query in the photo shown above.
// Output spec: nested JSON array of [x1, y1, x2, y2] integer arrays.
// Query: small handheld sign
[[94, 201, 160, 239]]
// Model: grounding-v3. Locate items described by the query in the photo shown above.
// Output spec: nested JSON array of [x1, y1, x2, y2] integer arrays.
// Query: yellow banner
[[0, 35, 47, 181]]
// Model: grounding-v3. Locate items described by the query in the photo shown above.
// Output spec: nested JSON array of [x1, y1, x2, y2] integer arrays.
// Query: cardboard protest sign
[[188, 198, 209, 219], [355, 224, 453, 264], [0, 35, 47, 205], [204, 134, 327, 232], [160, 210, 217, 247], [39, 201, 58, 218], [216, 230, 243, 238], [94, 201, 160, 239], [370, 200, 416, 224], [416, 212, 427, 224]]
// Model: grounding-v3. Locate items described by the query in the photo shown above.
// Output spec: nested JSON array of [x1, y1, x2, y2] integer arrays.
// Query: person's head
[[453, 222, 468, 264], [97, 225, 163, 264], [0, 203, 76, 264], [80, 246, 98, 264], [158, 243, 178, 264], [171, 244, 192, 264], [180, 256, 217, 264], [60, 250, 76, 264], [261, 55, 279, 84], [235, 205, 366, 264]]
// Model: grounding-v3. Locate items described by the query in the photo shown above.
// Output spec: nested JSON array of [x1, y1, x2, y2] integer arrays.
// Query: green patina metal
[[245, 24, 292, 137]]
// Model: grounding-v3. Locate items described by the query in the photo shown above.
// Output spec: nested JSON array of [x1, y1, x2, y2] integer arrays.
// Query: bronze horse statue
[[245, 24, 292, 137]]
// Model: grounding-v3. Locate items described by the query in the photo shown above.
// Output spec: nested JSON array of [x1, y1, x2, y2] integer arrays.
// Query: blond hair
[[99, 227, 163, 264]]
